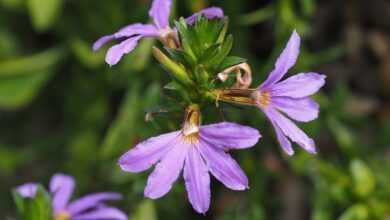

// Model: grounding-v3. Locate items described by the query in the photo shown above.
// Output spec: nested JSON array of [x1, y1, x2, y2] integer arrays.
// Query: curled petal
[[115, 23, 159, 38], [183, 147, 210, 214], [270, 72, 326, 98], [200, 122, 261, 149], [72, 206, 127, 220], [186, 7, 225, 25], [67, 193, 122, 215], [149, 0, 172, 29], [119, 131, 180, 173], [199, 140, 249, 190], [50, 173, 75, 213], [260, 31, 301, 90], [272, 97, 319, 122], [144, 140, 189, 199], [105, 36, 142, 66], [93, 35, 115, 51], [263, 107, 317, 154], [16, 183, 38, 198]]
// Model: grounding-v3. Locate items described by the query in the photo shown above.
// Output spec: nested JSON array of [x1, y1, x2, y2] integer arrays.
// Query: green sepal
[[12, 185, 52, 220], [202, 34, 233, 69], [165, 47, 196, 69], [218, 56, 247, 72], [152, 47, 193, 87]]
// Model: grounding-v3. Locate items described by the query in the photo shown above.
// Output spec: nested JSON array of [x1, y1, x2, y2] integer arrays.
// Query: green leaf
[[152, 47, 193, 87], [0, 70, 53, 109], [27, 0, 63, 31], [204, 34, 233, 68], [218, 56, 247, 71], [175, 19, 197, 61], [350, 160, 376, 198], [0, 47, 63, 77], [130, 200, 157, 220]]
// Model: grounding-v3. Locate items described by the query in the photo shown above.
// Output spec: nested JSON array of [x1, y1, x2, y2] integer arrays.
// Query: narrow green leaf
[[218, 56, 247, 71], [0, 70, 53, 109], [0, 47, 64, 77]]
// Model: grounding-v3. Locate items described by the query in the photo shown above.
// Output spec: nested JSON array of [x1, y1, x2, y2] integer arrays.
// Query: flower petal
[[105, 36, 142, 66], [260, 31, 301, 90], [272, 97, 319, 122], [67, 193, 122, 215], [186, 7, 225, 25], [93, 35, 115, 51], [49, 173, 75, 213], [270, 72, 326, 98], [119, 131, 180, 173], [16, 183, 38, 198], [199, 140, 249, 190], [263, 107, 317, 154], [270, 119, 294, 155], [149, 0, 172, 29], [200, 122, 261, 149], [183, 146, 210, 214], [144, 138, 189, 199], [115, 23, 159, 38], [72, 206, 127, 220]]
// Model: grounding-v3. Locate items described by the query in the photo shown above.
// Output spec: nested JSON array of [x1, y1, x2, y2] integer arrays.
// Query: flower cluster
[[92, 0, 326, 214], [16, 173, 127, 220], [14, 0, 326, 217]]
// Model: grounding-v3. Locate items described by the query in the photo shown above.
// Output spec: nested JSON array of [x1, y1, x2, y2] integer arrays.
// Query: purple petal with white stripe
[[270, 72, 326, 98], [50, 173, 75, 213], [260, 30, 301, 90], [183, 146, 210, 214]]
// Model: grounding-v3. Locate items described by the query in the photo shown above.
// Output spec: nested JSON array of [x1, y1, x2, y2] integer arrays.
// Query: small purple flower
[[93, 0, 224, 66], [16, 183, 38, 198], [17, 173, 127, 220], [119, 122, 261, 214], [252, 31, 326, 156]]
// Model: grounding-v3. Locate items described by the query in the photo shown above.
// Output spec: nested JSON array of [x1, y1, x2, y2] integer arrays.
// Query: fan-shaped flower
[[93, 0, 224, 66], [16, 173, 127, 220], [119, 116, 260, 214], [252, 31, 326, 155]]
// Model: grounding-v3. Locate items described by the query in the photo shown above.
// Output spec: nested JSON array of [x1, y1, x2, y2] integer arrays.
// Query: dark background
[[0, 0, 389, 219]]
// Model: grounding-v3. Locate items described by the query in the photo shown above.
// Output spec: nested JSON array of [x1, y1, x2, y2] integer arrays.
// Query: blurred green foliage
[[0, 0, 389, 219]]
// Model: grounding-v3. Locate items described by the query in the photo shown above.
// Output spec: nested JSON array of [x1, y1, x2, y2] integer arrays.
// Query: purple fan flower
[[16, 173, 127, 220], [93, 0, 224, 66], [252, 31, 326, 156], [119, 122, 261, 214]]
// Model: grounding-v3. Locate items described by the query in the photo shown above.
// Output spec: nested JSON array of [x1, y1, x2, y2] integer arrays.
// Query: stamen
[[182, 104, 201, 143]]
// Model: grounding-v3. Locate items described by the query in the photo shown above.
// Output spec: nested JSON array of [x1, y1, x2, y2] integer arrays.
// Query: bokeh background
[[1, 0, 389, 219]]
